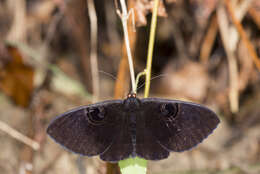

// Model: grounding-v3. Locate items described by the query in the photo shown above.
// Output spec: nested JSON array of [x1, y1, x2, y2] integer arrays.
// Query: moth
[[47, 93, 220, 162]]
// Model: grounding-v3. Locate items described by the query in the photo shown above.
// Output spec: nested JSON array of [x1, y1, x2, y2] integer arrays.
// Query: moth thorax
[[123, 96, 141, 112]]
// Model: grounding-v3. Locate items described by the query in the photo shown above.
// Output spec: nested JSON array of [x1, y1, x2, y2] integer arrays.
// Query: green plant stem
[[134, 71, 147, 92], [144, 0, 160, 98]]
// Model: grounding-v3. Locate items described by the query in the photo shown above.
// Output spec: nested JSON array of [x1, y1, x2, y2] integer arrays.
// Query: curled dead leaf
[[134, 0, 168, 26]]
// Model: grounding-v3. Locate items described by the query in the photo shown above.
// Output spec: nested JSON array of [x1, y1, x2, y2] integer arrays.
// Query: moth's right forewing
[[141, 98, 220, 152]]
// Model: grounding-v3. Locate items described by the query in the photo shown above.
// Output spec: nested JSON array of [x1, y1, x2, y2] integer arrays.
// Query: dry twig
[[87, 0, 100, 102], [0, 120, 40, 150]]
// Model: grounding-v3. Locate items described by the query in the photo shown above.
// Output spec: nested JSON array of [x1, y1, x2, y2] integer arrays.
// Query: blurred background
[[0, 0, 260, 174]]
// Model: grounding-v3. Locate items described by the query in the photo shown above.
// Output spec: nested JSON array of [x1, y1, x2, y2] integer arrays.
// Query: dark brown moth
[[47, 93, 220, 162]]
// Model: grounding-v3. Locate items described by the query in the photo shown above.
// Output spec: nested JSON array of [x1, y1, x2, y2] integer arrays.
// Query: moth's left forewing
[[47, 100, 124, 157], [140, 98, 220, 153]]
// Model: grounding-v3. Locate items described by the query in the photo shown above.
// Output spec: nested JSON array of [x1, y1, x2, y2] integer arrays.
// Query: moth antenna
[[136, 74, 169, 92], [99, 70, 117, 81]]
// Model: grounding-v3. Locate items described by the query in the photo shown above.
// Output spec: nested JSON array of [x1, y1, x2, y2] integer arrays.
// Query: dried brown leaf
[[0, 45, 34, 107]]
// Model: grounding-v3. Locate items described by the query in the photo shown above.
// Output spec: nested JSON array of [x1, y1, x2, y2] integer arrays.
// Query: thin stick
[[0, 120, 40, 150], [144, 0, 160, 98], [117, 0, 136, 93], [87, 0, 100, 102], [217, 2, 239, 113]]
